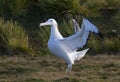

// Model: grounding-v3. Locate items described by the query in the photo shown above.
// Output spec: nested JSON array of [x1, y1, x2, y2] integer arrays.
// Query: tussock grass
[[0, 19, 30, 55], [0, 0, 30, 15]]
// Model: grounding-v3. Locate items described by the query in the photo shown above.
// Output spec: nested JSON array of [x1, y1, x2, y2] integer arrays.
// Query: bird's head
[[40, 18, 57, 27]]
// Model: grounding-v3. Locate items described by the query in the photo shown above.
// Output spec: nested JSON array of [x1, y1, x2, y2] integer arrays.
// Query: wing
[[60, 18, 102, 51], [72, 19, 80, 33]]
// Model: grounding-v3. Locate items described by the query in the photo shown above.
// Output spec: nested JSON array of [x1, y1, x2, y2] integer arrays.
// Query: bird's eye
[[50, 20, 53, 22]]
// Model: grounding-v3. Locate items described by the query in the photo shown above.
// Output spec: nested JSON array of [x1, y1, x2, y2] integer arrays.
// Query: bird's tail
[[76, 48, 89, 61]]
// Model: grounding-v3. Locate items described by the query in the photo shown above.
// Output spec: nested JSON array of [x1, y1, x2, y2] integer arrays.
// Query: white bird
[[72, 19, 81, 33], [40, 18, 103, 72]]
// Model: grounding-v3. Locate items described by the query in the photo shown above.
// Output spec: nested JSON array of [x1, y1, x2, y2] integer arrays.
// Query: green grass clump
[[0, 19, 29, 55], [0, 0, 30, 15], [38, 0, 81, 20], [104, 37, 120, 53]]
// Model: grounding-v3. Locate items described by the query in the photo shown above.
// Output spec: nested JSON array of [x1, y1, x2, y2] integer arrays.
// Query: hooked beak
[[72, 19, 75, 22], [40, 21, 50, 27]]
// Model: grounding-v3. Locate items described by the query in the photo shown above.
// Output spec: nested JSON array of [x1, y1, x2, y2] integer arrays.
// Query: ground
[[0, 54, 120, 82]]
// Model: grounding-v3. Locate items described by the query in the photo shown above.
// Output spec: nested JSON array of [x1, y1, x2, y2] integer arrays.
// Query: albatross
[[40, 18, 103, 72]]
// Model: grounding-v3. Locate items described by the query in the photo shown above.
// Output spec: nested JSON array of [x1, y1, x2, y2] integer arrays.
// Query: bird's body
[[47, 22, 75, 68], [40, 18, 103, 72]]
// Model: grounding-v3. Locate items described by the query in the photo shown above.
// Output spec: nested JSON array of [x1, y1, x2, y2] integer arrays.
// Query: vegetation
[[0, 19, 30, 55], [0, 0, 119, 55], [0, 55, 120, 82], [0, 0, 119, 82]]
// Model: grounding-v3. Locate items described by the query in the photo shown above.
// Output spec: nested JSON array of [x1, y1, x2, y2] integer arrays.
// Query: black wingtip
[[97, 31, 104, 40]]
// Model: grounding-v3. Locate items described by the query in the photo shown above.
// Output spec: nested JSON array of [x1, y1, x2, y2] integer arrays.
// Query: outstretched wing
[[72, 19, 80, 33], [60, 18, 103, 51]]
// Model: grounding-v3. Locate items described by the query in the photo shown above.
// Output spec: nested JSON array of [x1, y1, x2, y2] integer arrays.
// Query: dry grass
[[0, 54, 120, 82]]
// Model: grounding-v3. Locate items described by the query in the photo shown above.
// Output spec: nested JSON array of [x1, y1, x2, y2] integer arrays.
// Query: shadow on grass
[[0, 67, 35, 75], [53, 77, 87, 82]]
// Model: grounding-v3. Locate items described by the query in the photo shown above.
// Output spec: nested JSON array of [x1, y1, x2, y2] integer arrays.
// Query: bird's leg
[[66, 64, 72, 72]]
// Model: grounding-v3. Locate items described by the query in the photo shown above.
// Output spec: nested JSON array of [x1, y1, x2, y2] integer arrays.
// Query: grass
[[0, 19, 30, 55], [0, 1, 120, 81], [0, 1, 119, 81], [0, 54, 120, 82]]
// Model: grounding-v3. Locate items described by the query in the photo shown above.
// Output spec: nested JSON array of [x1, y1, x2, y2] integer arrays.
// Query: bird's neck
[[49, 25, 63, 40]]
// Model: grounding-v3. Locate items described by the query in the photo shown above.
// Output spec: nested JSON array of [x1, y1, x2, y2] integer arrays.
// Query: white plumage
[[40, 18, 102, 72], [72, 19, 81, 33]]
